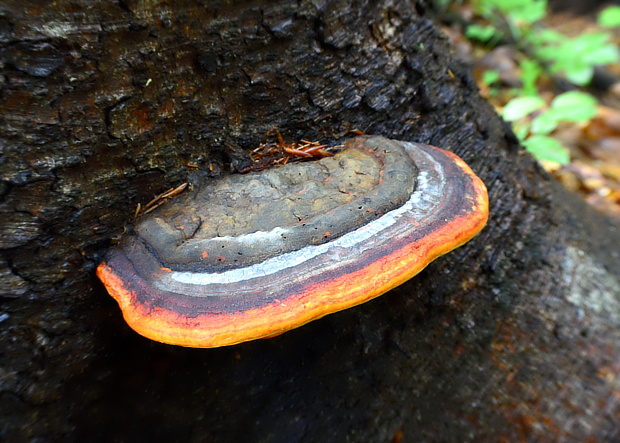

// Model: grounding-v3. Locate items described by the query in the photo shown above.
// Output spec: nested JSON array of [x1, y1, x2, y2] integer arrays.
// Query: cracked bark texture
[[0, 0, 618, 441]]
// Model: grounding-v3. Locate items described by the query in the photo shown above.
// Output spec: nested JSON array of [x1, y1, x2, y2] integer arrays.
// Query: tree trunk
[[1, 0, 618, 441]]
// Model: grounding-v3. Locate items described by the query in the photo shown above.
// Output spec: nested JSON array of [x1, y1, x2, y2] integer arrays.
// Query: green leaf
[[523, 135, 570, 164], [503, 96, 545, 121], [509, 0, 547, 24], [564, 67, 594, 86], [466, 24, 503, 43], [598, 5, 620, 28], [530, 28, 563, 44], [572, 33, 619, 65], [482, 69, 501, 85], [549, 91, 597, 122], [530, 111, 559, 134], [512, 121, 531, 141]]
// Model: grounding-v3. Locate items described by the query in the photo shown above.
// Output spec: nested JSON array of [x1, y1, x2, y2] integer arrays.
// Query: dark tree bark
[[1, 1, 618, 441]]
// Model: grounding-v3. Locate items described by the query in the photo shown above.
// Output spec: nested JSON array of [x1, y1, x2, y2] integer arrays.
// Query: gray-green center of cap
[[133, 137, 417, 271]]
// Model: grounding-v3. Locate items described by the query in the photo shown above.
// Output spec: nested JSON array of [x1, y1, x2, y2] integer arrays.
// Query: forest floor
[[439, 3, 620, 221]]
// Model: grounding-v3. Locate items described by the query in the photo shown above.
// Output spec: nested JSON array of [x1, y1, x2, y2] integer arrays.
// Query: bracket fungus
[[97, 136, 489, 348]]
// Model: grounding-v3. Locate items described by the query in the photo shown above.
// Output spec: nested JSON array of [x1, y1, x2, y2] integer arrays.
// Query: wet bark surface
[[1, 0, 618, 441]]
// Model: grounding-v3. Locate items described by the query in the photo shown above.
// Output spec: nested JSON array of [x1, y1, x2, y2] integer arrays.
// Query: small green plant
[[518, 59, 542, 96], [502, 91, 597, 164], [462, 0, 619, 164], [468, 0, 619, 86], [531, 29, 619, 85]]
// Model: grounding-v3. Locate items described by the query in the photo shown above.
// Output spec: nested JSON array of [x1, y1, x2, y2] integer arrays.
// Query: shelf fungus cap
[[97, 136, 489, 348]]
